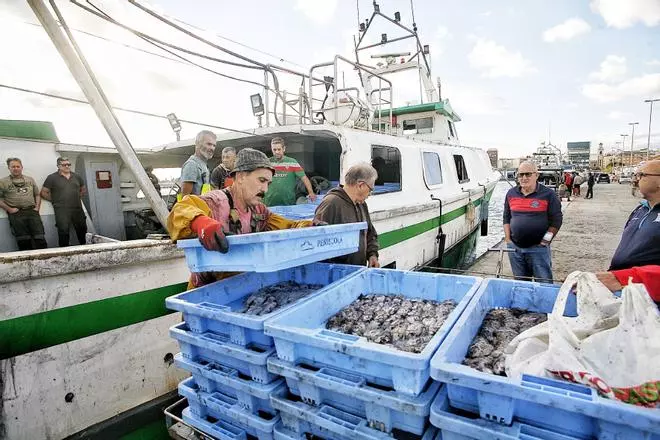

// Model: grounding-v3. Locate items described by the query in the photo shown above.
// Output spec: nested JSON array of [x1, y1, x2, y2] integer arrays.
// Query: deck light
[[166, 113, 181, 141], [381, 33, 387, 43], [394, 11, 401, 22], [250, 93, 264, 116]]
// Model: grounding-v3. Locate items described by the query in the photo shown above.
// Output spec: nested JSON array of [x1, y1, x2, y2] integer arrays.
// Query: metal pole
[[629, 122, 639, 166], [28, 0, 169, 228], [645, 99, 659, 160], [264, 70, 270, 127]]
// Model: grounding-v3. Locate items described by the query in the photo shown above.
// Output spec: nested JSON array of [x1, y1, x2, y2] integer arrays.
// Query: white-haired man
[[313, 162, 380, 267], [180, 130, 216, 197]]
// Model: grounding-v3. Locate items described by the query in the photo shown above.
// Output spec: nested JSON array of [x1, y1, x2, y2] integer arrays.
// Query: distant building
[[486, 149, 498, 168], [498, 158, 522, 169], [567, 141, 591, 168]]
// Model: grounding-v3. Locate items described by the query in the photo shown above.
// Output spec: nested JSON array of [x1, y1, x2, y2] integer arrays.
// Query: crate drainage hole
[[366, 381, 394, 392], [298, 363, 320, 372]]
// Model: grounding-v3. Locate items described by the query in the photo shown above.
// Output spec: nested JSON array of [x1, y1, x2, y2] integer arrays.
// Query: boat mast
[[27, 0, 170, 229]]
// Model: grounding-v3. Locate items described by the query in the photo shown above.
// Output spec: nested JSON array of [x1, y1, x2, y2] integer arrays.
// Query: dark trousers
[[55, 207, 87, 247], [586, 185, 594, 199], [8, 209, 47, 250]]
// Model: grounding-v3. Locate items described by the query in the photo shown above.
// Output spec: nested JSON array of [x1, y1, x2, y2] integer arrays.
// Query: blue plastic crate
[[180, 377, 281, 440], [177, 222, 367, 273], [265, 269, 482, 396], [430, 387, 581, 440], [170, 323, 278, 384], [176, 354, 286, 415], [267, 357, 440, 435], [430, 278, 660, 440], [166, 263, 364, 347], [269, 201, 322, 220], [270, 394, 439, 440]]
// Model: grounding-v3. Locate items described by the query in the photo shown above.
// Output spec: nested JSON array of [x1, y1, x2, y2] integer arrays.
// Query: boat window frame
[[453, 154, 470, 184], [370, 144, 402, 195], [421, 150, 444, 189]]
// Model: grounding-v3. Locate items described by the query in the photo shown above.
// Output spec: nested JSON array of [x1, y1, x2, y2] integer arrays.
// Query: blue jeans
[[507, 242, 554, 283]]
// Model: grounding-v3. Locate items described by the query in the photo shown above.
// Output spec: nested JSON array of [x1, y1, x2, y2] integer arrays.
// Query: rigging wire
[[0, 83, 270, 138], [75, 0, 289, 126], [85, 2, 265, 88], [70, 1, 263, 70]]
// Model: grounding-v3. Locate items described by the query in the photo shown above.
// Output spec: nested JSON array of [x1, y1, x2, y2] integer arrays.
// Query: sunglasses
[[59, 163, 71, 167], [359, 181, 374, 193], [518, 172, 535, 177], [634, 172, 660, 179]]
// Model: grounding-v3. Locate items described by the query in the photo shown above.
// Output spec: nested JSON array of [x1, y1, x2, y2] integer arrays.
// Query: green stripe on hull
[[0, 282, 187, 359], [1, 188, 493, 359], [379, 191, 490, 249]]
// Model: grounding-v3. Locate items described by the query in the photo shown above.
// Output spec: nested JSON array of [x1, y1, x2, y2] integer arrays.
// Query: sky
[[0, 0, 659, 159]]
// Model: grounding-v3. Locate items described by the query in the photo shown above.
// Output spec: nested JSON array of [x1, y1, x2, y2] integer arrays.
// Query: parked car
[[596, 173, 610, 183], [619, 174, 632, 184]]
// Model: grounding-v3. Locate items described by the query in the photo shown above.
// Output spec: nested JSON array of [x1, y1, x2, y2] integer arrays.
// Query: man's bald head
[[640, 159, 660, 175], [518, 161, 538, 174]]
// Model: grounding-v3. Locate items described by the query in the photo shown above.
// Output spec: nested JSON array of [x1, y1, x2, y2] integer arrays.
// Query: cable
[[167, 17, 306, 69], [127, 0, 267, 69], [70, 1, 263, 70], [0, 83, 269, 138]]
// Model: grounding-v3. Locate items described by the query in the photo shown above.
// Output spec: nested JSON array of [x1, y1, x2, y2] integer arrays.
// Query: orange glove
[[191, 215, 229, 253]]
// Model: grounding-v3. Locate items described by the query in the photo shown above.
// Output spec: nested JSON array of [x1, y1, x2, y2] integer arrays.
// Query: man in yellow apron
[[168, 148, 318, 289]]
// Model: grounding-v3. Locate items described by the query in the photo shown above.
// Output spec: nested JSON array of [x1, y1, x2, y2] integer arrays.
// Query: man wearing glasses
[[313, 162, 380, 267], [596, 160, 660, 301], [503, 162, 563, 283], [0, 158, 47, 250], [41, 157, 88, 247]]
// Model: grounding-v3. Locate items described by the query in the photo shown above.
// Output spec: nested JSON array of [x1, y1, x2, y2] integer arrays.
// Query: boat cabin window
[[453, 154, 470, 183], [422, 152, 443, 187], [371, 145, 401, 193], [402, 117, 433, 135], [448, 120, 456, 138]]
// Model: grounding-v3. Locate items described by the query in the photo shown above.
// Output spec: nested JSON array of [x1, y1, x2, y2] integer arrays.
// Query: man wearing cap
[[168, 148, 316, 288]]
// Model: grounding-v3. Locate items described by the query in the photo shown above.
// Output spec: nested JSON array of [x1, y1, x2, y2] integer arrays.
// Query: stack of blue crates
[[263, 268, 482, 439], [166, 262, 365, 439], [428, 277, 660, 440]]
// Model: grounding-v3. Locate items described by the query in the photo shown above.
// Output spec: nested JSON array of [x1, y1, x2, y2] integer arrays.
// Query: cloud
[[589, 55, 627, 82], [582, 73, 660, 102], [295, 0, 338, 25], [445, 82, 509, 116], [468, 39, 536, 78], [432, 26, 453, 55], [590, 0, 660, 28], [543, 18, 591, 42], [646, 59, 660, 66], [607, 111, 632, 120]]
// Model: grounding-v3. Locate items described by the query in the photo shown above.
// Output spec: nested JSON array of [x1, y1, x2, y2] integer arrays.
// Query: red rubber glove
[[191, 215, 229, 253]]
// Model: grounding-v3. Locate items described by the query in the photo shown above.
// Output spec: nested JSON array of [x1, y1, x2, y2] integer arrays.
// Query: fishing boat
[[1, 2, 498, 438]]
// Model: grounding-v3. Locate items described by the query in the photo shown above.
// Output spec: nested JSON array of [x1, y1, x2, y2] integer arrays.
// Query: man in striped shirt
[[504, 162, 563, 283], [264, 137, 317, 206]]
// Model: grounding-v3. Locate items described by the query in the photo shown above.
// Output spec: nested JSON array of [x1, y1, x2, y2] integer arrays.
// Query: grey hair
[[222, 146, 236, 155], [6, 157, 21, 166], [195, 130, 217, 148], [344, 162, 378, 186], [518, 161, 538, 173]]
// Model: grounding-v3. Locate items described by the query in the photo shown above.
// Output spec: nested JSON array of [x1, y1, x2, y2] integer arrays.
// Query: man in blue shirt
[[504, 162, 563, 283]]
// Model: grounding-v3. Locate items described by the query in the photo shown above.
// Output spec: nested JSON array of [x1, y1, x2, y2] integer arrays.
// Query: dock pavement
[[467, 182, 641, 283]]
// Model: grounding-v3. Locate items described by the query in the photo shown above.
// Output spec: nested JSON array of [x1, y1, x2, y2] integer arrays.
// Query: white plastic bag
[[506, 271, 660, 406]]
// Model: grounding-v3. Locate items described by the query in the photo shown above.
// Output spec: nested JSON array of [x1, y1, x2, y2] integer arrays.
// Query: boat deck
[[467, 182, 640, 282]]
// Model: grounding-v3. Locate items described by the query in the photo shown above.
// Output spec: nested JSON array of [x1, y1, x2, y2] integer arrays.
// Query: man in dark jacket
[[585, 172, 595, 199], [313, 162, 380, 267]]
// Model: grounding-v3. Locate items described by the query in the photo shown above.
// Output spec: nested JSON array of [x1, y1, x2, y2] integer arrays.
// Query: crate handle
[[206, 391, 239, 410], [206, 362, 240, 379], [193, 415, 247, 440], [198, 302, 231, 312], [318, 404, 363, 430], [518, 422, 580, 440], [316, 329, 359, 344], [317, 366, 366, 387], [521, 374, 594, 401]]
